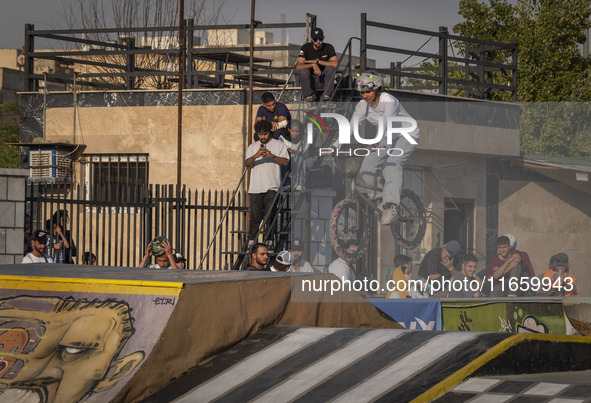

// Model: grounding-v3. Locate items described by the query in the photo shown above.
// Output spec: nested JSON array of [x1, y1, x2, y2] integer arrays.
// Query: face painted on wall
[[0, 297, 144, 403]]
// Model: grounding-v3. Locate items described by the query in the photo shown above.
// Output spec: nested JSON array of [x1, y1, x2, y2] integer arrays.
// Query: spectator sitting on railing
[[246, 243, 270, 271], [82, 252, 97, 265], [255, 92, 291, 141], [139, 236, 178, 270], [296, 27, 337, 102], [245, 120, 289, 250]]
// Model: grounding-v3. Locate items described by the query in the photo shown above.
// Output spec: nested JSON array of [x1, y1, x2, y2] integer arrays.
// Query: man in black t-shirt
[[296, 27, 338, 102]]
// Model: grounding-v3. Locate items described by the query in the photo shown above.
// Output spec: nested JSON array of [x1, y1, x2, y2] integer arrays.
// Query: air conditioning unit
[[28, 149, 73, 183]]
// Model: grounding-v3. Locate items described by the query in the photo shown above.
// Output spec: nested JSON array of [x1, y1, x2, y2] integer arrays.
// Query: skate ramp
[[0, 265, 399, 403]]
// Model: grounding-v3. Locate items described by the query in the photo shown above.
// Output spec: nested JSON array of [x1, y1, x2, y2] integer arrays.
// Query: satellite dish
[[17, 54, 25, 66]]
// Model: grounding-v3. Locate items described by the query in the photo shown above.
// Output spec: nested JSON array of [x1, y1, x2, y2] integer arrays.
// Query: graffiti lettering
[[499, 316, 513, 333], [404, 318, 436, 330], [458, 310, 473, 331], [153, 297, 176, 306]]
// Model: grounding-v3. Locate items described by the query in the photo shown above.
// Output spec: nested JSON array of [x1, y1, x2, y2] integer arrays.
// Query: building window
[[83, 154, 149, 202]]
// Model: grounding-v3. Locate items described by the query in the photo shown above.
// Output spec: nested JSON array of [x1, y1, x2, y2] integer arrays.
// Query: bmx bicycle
[[329, 149, 426, 261]]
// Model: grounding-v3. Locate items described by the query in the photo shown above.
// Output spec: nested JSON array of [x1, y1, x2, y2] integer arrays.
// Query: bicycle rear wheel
[[329, 198, 370, 262], [390, 189, 426, 249]]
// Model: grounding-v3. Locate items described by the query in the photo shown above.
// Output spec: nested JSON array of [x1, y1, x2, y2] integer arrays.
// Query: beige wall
[[0, 49, 18, 70], [46, 103, 252, 190], [499, 180, 591, 296], [417, 120, 520, 157]]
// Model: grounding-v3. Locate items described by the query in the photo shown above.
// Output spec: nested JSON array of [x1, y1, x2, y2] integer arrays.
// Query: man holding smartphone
[[245, 120, 289, 249]]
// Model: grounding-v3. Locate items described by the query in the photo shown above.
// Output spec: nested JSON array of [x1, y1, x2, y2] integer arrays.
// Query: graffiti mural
[[442, 302, 566, 334], [517, 315, 550, 334], [0, 296, 146, 403], [0, 276, 180, 403]]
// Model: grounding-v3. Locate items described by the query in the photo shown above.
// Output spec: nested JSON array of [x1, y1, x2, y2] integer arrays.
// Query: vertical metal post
[[464, 41, 470, 97], [391, 61, 402, 90], [126, 38, 135, 90], [438, 26, 448, 95], [360, 13, 367, 73], [24, 24, 37, 92], [177, 0, 185, 186], [186, 18, 194, 88], [512, 39, 518, 102], [72, 72, 77, 143], [248, 0, 256, 146], [42, 74, 47, 139]]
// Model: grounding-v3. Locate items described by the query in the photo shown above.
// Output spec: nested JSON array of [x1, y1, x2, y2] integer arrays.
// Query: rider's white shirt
[[351, 92, 419, 144]]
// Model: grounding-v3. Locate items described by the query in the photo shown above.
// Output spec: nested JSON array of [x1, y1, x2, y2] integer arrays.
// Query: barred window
[[83, 154, 149, 202]]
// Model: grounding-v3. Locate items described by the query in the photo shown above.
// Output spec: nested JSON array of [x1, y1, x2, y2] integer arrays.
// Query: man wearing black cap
[[542, 253, 578, 297], [22, 230, 54, 263], [296, 27, 338, 102], [290, 238, 319, 273], [418, 240, 461, 284]]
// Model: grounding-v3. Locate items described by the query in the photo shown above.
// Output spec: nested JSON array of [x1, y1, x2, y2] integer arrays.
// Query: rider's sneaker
[[379, 203, 398, 225], [322, 94, 331, 102], [305, 95, 315, 102]]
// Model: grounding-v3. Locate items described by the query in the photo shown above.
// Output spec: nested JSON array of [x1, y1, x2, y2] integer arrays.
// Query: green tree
[[0, 102, 20, 168], [454, 0, 591, 156]]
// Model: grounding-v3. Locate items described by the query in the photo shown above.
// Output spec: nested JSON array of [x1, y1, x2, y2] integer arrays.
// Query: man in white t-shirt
[[22, 230, 54, 263], [290, 238, 320, 273], [328, 240, 358, 282], [245, 120, 289, 246]]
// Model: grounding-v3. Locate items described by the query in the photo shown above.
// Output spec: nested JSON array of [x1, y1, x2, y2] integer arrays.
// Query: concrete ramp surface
[[147, 326, 511, 402]]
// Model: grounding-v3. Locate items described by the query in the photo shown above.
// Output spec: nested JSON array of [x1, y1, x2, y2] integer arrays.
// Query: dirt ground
[[568, 318, 591, 336]]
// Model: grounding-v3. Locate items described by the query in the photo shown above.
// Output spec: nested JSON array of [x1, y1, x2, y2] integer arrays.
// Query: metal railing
[[25, 183, 249, 270], [24, 18, 311, 92], [360, 13, 518, 101]]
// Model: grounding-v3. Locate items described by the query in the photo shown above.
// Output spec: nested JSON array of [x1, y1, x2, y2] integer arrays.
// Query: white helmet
[[503, 233, 517, 249], [355, 70, 384, 93]]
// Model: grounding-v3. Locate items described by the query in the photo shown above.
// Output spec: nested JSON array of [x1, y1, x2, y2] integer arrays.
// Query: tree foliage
[[0, 102, 20, 168], [453, 0, 591, 156]]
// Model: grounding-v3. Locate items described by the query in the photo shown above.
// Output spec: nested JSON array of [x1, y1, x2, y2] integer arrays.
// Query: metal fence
[[23, 17, 313, 92], [359, 13, 518, 101], [25, 183, 250, 270]]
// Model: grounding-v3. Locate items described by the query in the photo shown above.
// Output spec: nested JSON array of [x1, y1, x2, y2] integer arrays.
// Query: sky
[[0, 0, 465, 68]]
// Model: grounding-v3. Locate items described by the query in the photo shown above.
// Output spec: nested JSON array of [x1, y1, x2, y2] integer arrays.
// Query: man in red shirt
[[503, 233, 535, 277], [484, 235, 522, 297]]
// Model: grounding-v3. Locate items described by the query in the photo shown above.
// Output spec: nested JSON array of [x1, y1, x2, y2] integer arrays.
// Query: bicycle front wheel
[[329, 198, 369, 261], [390, 189, 426, 249]]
